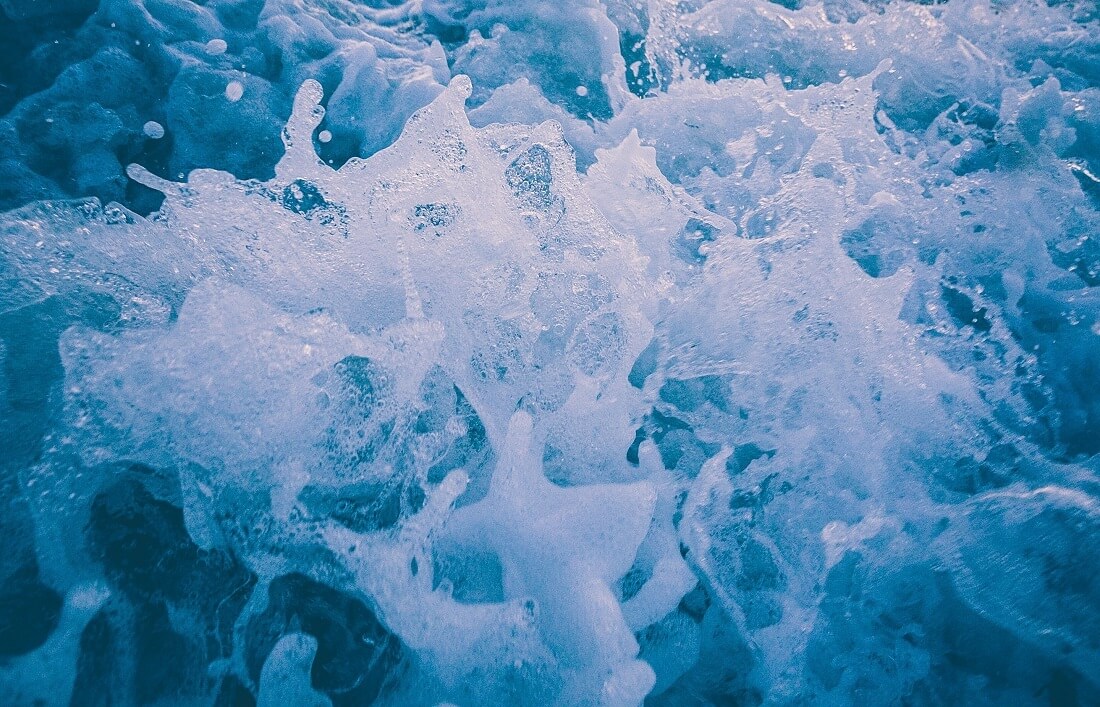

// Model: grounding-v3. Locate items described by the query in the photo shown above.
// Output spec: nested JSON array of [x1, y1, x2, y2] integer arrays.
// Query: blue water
[[1, 0, 1099, 704]]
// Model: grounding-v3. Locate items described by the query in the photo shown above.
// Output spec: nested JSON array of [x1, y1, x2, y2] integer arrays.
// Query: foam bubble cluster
[[1, 0, 1099, 705]]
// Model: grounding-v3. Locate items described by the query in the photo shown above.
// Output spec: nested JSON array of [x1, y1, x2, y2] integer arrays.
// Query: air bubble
[[226, 81, 244, 102], [205, 38, 228, 55]]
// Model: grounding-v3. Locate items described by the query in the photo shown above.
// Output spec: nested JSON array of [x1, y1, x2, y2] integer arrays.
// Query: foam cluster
[[1, 0, 1098, 705]]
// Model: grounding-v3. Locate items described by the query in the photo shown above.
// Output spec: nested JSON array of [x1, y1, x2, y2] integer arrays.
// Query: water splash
[[2, 3, 1099, 702]]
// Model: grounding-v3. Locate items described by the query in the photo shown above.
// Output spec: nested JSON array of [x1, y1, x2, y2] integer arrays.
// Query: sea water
[[0, 0, 1098, 704]]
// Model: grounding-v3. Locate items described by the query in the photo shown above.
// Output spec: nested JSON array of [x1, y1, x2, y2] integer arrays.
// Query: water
[[0, 0, 1098, 705]]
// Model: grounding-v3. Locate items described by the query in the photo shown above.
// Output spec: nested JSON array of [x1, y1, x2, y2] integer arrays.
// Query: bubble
[[225, 81, 244, 102], [576, 85, 589, 97], [205, 38, 228, 56], [318, 130, 332, 143], [142, 121, 165, 139]]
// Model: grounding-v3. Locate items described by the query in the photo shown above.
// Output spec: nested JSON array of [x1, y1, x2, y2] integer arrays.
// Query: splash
[[1, 1, 1099, 704]]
